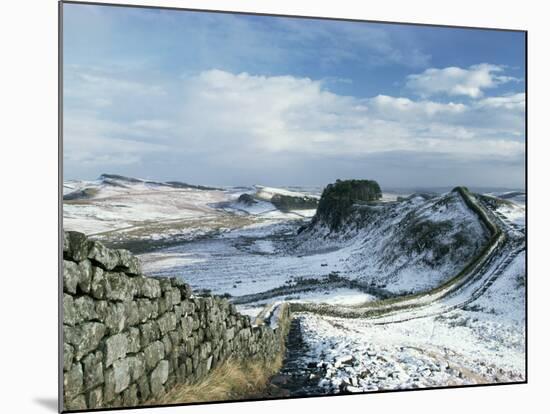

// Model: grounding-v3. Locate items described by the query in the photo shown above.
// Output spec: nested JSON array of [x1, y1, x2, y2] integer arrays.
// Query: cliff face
[[312, 179, 382, 230], [62, 231, 290, 411]]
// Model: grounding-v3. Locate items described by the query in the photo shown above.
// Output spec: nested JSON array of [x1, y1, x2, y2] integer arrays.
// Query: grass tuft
[[150, 355, 284, 405], [151, 304, 292, 405]]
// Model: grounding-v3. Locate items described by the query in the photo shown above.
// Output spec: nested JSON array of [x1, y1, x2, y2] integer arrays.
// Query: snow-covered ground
[[236, 288, 377, 320], [254, 185, 321, 202], [63, 176, 316, 244], [63, 176, 231, 237], [292, 191, 489, 294], [63, 176, 525, 394], [496, 202, 525, 227], [292, 248, 525, 393]]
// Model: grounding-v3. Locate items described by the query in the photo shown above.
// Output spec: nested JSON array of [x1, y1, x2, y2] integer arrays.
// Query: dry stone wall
[[62, 231, 291, 411]]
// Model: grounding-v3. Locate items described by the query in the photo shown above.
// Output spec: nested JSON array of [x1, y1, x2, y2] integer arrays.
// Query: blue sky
[[63, 3, 526, 189]]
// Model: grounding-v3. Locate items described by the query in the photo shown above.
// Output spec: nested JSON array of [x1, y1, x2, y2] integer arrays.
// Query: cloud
[[368, 95, 467, 120], [63, 67, 525, 186], [406, 64, 520, 98], [476, 93, 525, 110], [172, 70, 524, 159]]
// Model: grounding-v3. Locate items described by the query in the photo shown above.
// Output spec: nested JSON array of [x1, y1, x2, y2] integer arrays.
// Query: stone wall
[[62, 231, 291, 411]]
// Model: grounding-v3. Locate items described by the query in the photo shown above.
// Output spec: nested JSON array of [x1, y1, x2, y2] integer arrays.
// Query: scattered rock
[[237, 193, 257, 205]]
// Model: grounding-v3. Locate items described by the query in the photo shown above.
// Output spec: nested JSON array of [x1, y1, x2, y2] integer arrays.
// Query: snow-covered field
[[290, 247, 525, 393], [63, 175, 526, 395], [63, 175, 317, 246]]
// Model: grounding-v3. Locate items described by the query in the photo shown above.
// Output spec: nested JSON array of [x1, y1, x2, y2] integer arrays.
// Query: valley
[[63, 174, 526, 396]]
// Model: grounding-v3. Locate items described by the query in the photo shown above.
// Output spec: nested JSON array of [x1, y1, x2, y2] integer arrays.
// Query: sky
[[62, 3, 526, 189]]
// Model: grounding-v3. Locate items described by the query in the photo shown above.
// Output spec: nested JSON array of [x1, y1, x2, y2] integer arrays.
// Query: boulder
[[104, 360, 130, 402], [334, 355, 354, 368], [163, 335, 175, 359], [237, 193, 257, 205], [63, 231, 69, 254], [136, 299, 155, 323]]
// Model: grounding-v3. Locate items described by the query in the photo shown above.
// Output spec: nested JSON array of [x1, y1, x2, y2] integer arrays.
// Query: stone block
[[64, 362, 83, 398], [65, 231, 89, 262], [87, 387, 103, 409], [150, 360, 169, 396], [137, 277, 161, 299], [82, 351, 104, 390], [88, 240, 120, 270], [144, 340, 165, 371], [105, 272, 135, 302], [105, 333, 128, 367], [157, 311, 177, 335]]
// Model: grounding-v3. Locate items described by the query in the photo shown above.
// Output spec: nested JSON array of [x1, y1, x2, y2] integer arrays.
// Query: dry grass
[[150, 354, 284, 405], [148, 303, 292, 406]]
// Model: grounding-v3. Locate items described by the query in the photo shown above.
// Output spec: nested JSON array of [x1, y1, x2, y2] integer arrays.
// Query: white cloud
[[406, 64, 520, 98], [368, 95, 467, 120], [63, 68, 525, 182], [173, 70, 524, 161], [476, 93, 525, 110]]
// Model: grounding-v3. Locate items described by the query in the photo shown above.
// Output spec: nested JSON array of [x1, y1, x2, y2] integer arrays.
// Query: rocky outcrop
[[270, 193, 318, 211], [313, 179, 382, 230], [253, 186, 319, 211], [237, 193, 258, 206], [62, 231, 291, 411]]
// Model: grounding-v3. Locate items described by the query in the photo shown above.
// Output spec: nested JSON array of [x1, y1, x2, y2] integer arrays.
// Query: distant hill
[[63, 174, 222, 201]]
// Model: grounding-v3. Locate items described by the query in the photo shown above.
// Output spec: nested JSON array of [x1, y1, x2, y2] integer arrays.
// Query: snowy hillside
[[293, 190, 490, 294], [63, 175, 525, 395], [63, 174, 320, 249]]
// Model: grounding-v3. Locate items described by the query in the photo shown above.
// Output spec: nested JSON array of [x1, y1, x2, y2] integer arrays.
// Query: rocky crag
[[311, 179, 382, 230], [62, 231, 291, 411]]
